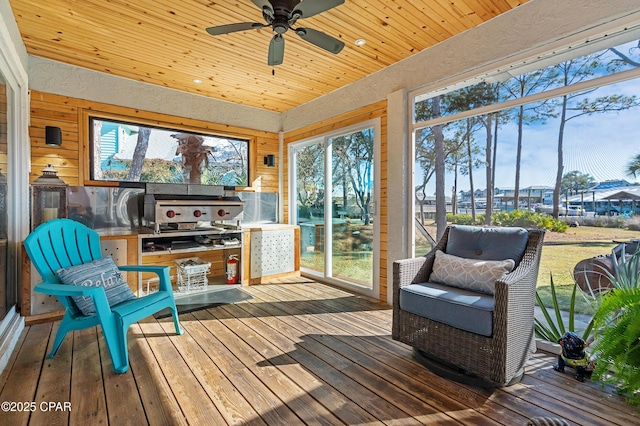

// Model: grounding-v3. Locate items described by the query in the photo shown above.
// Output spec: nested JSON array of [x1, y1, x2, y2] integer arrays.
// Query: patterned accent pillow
[[56, 256, 136, 316], [429, 250, 515, 295]]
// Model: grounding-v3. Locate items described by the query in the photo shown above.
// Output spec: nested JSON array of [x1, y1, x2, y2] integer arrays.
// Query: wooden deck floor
[[1, 278, 639, 425]]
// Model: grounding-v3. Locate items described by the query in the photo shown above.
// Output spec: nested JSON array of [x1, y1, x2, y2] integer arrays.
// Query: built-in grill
[[143, 184, 243, 233]]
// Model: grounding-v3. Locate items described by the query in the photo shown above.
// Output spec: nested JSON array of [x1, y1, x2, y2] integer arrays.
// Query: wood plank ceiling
[[9, 0, 527, 113]]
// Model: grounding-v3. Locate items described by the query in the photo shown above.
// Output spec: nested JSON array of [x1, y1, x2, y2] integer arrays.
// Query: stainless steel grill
[[143, 184, 243, 233]]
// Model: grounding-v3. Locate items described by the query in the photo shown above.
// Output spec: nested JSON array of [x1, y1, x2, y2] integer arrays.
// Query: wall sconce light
[[264, 154, 275, 167], [45, 126, 62, 146]]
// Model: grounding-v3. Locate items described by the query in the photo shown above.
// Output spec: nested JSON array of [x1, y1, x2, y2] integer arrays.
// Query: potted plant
[[590, 247, 640, 406]]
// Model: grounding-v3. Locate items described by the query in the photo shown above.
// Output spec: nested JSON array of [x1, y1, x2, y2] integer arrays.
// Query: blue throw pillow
[[446, 225, 529, 265], [56, 256, 136, 316]]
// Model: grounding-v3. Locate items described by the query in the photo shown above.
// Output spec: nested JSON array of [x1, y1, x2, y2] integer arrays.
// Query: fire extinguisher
[[226, 255, 239, 284]]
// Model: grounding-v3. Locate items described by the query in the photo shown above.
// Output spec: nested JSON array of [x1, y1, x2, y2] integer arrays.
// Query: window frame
[[81, 110, 254, 187]]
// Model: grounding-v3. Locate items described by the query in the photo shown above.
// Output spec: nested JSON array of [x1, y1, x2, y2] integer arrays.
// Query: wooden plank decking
[[1, 278, 639, 425]]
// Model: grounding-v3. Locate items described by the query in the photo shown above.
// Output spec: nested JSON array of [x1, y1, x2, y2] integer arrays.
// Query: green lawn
[[538, 241, 618, 288], [301, 223, 639, 315]]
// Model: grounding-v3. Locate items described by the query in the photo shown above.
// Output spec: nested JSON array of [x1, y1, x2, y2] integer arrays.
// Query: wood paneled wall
[[28, 90, 279, 190], [284, 101, 389, 302]]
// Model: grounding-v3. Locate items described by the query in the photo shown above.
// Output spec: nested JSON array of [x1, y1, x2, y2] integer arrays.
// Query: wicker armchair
[[392, 225, 545, 386]]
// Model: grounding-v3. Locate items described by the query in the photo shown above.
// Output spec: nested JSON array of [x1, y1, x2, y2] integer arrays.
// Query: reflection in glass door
[[0, 77, 9, 319], [294, 141, 325, 274], [291, 121, 379, 297], [329, 128, 374, 286]]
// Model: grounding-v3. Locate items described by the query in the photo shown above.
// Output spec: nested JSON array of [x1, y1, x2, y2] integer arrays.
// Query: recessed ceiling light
[[354, 38, 366, 46], [192, 79, 202, 84]]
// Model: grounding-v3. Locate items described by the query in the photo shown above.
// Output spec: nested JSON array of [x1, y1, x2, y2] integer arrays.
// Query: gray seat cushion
[[399, 282, 494, 337], [446, 225, 529, 265]]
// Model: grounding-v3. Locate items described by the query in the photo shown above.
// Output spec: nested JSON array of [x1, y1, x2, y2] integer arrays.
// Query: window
[[411, 34, 640, 220], [89, 117, 249, 186]]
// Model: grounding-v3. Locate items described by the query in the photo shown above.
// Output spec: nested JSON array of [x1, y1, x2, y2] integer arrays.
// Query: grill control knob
[[166, 210, 176, 218], [193, 210, 202, 218], [218, 209, 226, 217]]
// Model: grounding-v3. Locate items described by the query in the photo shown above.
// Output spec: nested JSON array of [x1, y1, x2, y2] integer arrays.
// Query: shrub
[[582, 215, 631, 229], [446, 213, 481, 225], [627, 217, 640, 231], [448, 210, 567, 232]]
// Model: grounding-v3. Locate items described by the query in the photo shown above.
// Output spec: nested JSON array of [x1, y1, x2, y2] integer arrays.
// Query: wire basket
[[174, 257, 211, 292]]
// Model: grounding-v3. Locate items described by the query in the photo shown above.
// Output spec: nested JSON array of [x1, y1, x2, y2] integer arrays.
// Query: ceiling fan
[[206, 0, 345, 66]]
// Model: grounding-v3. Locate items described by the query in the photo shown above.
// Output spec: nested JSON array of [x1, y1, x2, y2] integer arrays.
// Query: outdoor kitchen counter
[[241, 224, 300, 284], [241, 223, 299, 231], [96, 226, 151, 237], [94, 225, 300, 287]]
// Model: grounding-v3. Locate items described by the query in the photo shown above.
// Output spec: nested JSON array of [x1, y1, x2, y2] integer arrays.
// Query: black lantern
[[31, 164, 68, 230]]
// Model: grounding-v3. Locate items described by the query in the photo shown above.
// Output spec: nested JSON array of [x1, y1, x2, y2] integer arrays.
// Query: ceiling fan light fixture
[[274, 22, 288, 34]]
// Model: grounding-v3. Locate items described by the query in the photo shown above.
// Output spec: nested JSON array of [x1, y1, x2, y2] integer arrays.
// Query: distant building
[[591, 179, 633, 190], [458, 186, 554, 210], [455, 182, 639, 215]]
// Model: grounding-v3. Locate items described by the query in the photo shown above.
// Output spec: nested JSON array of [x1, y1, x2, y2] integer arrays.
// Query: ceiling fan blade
[[296, 27, 344, 54], [206, 22, 265, 36], [268, 35, 285, 66], [251, 0, 273, 11], [293, 0, 344, 18]]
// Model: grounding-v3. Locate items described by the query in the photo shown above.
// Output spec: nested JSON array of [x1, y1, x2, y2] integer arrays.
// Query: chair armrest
[[35, 282, 113, 318], [496, 229, 545, 291], [35, 282, 106, 298], [393, 257, 428, 288], [118, 265, 168, 274], [494, 229, 545, 332], [392, 226, 450, 307], [118, 265, 173, 292]]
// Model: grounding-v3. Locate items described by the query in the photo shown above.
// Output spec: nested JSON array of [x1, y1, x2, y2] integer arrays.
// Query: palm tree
[[626, 153, 640, 179]]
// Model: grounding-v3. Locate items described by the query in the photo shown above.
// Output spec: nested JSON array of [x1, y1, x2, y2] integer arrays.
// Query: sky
[[418, 76, 640, 196]]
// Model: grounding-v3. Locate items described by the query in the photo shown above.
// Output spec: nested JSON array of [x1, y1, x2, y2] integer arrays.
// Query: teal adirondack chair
[[24, 218, 183, 373]]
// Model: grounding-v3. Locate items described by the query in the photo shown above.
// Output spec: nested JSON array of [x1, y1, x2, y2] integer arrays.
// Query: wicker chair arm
[[493, 229, 545, 347], [393, 257, 428, 287], [496, 229, 545, 291]]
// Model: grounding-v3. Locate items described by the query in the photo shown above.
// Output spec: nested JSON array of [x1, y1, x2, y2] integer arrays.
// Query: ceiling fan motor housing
[[270, 0, 298, 33]]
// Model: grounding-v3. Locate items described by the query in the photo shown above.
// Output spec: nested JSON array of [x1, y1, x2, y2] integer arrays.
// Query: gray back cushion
[[446, 225, 529, 265]]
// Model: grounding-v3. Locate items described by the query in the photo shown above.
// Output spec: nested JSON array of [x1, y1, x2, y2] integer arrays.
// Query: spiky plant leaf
[[591, 285, 640, 406]]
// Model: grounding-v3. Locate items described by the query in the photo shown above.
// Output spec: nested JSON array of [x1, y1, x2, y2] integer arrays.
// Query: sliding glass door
[[291, 120, 379, 297]]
